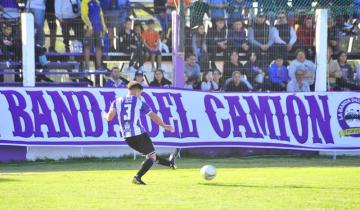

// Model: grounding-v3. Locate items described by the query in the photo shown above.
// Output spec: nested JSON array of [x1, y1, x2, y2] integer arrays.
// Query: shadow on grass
[[199, 182, 360, 190], [0, 178, 19, 182]]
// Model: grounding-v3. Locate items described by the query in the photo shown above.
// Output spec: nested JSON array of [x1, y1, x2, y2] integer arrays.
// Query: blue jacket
[[269, 63, 289, 84]]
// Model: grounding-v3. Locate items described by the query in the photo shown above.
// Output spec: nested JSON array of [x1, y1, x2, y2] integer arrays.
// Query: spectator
[[184, 74, 194, 89], [248, 12, 275, 69], [192, 24, 208, 62], [296, 17, 315, 60], [288, 49, 316, 87], [118, 18, 137, 70], [356, 62, 360, 83], [223, 49, 244, 81], [184, 53, 201, 85], [129, 21, 145, 71], [189, 0, 209, 28], [55, 0, 82, 52], [258, 0, 289, 26], [142, 19, 162, 70], [287, 67, 310, 92], [244, 52, 266, 90], [224, 71, 249, 92], [273, 11, 299, 62], [207, 17, 227, 69], [201, 71, 219, 91], [149, 69, 172, 87], [337, 51, 354, 82], [101, 0, 131, 51], [46, 0, 57, 52], [208, 0, 227, 21], [154, 0, 167, 15], [0, 22, 18, 61], [155, 9, 172, 53], [212, 68, 223, 91], [0, 0, 20, 19], [327, 47, 342, 90], [105, 67, 126, 88], [269, 55, 290, 91], [134, 70, 148, 87], [328, 16, 340, 54], [26, 0, 46, 46], [81, 0, 107, 71], [228, 19, 249, 54]]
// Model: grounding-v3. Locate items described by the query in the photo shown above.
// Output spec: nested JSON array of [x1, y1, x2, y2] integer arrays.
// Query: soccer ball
[[200, 165, 216, 180]]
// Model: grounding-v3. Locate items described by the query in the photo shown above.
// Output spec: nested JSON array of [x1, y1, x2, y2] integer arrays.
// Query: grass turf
[[1, 156, 360, 210]]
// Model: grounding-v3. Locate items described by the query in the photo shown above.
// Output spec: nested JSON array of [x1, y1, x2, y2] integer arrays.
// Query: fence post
[[21, 12, 35, 87], [172, 5, 185, 88], [315, 9, 328, 92]]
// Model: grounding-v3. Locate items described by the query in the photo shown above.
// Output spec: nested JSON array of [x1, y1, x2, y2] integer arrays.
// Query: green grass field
[[1, 156, 360, 210]]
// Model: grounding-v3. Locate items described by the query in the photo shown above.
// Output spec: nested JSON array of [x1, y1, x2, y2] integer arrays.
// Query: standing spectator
[[273, 11, 299, 62], [328, 16, 340, 54], [118, 18, 137, 70], [244, 52, 266, 90], [26, 0, 46, 46], [269, 55, 290, 91], [208, 0, 227, 21], [0, 0, 19, 19], [132, 21, 145, 70], [149, 69, 172, 87], [228, 19, 249, 54], [296, 17, 315, 61], [192, 24, 207, 62], [224, 71, 249, 92], [184, 53, 201, 85], [46, 0, 57, 52], [101, 0, 131, 51], [327, 47, 342, 90], [212, 68, 223, 91], [189, 0, 209, 28], [134, 70, 148, 87], [81, 0, 107, 71], [201, 71, 219, 91], [223, 49, 243, 81], [287, 67, 310, 92], [55, 0, 82, 52], [288, 49, 316, 87], [142, 19, 162, 71], [248, 12, 275, 69], [207, 17, 227, 69], [105, 67, 126, 88]]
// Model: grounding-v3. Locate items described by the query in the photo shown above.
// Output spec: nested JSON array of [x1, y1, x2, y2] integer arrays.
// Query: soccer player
[[103, 81, 176, 185]]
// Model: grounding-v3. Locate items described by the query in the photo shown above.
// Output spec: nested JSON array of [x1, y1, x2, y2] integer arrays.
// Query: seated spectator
[[337, 51, 360, 90], [201, 71, 219, 91], [223, 49, 244, 81], [105, 67, 126, 88], [208, 0, 227, 21], [207, 17, 227, 69], [184, 53, 201, 87], [258, 0, 290, 26], [131, 21, 145, 70], [119, 18, 137, 69], [287, 67, 310, 92], [142, 19, 162, 70], [288, 49, 316, 87], [149, 69, 172, 87], [244, 52, 266, 90], [212, 68, 223, 91], [225, 71, 249, 92], [248, 12, 275, 69], [296, 17, 315, 61], [192, 24, 208, 63], [81, 0, 107, 71], [101, 0, 131, 51], [0, 23, 18, 61], [269, 55, 290, 91], [328, 16, 340, 54], [134, 70, 148, 87], [189, 0, 209, 28], [184, 74, 194, 90], [327, 47, 342, 90], [55, 0, 82, 52], [273, 11, 300, 62], [228, 19, 249, 54], [0, 0, 20, 20]]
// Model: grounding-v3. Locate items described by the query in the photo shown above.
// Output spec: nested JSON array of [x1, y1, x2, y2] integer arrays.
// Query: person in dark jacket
[[149, 69, 172, 87], [207, 17, 227, 69], [225, 71, 249, 92], [228, 19, 249, 54]]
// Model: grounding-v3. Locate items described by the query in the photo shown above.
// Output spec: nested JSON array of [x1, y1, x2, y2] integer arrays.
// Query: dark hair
[[202, 71, 213, 83], [337, 51, 347, 62], [153, 69, 164, 81], [134, 21, 143, 31], [295, 48, 306, 57], [212, 68, 221, 76], [186, 52, 196, 59], [147, 19, 155, 25]]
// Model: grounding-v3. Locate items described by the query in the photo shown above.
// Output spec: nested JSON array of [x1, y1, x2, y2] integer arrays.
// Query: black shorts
[[125, 133, 155, 156]]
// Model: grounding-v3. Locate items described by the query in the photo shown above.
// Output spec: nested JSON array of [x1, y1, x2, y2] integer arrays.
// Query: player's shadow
[[199, 182, 360, 190]]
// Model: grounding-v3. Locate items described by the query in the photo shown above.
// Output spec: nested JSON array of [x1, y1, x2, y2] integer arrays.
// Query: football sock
[[136, 158, 154, 178], [156, 155, 172, 167]]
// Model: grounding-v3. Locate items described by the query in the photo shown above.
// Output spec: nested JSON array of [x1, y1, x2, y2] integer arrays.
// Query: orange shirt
[[141, 30, 160, 49], [167, 0, 191, 8]]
